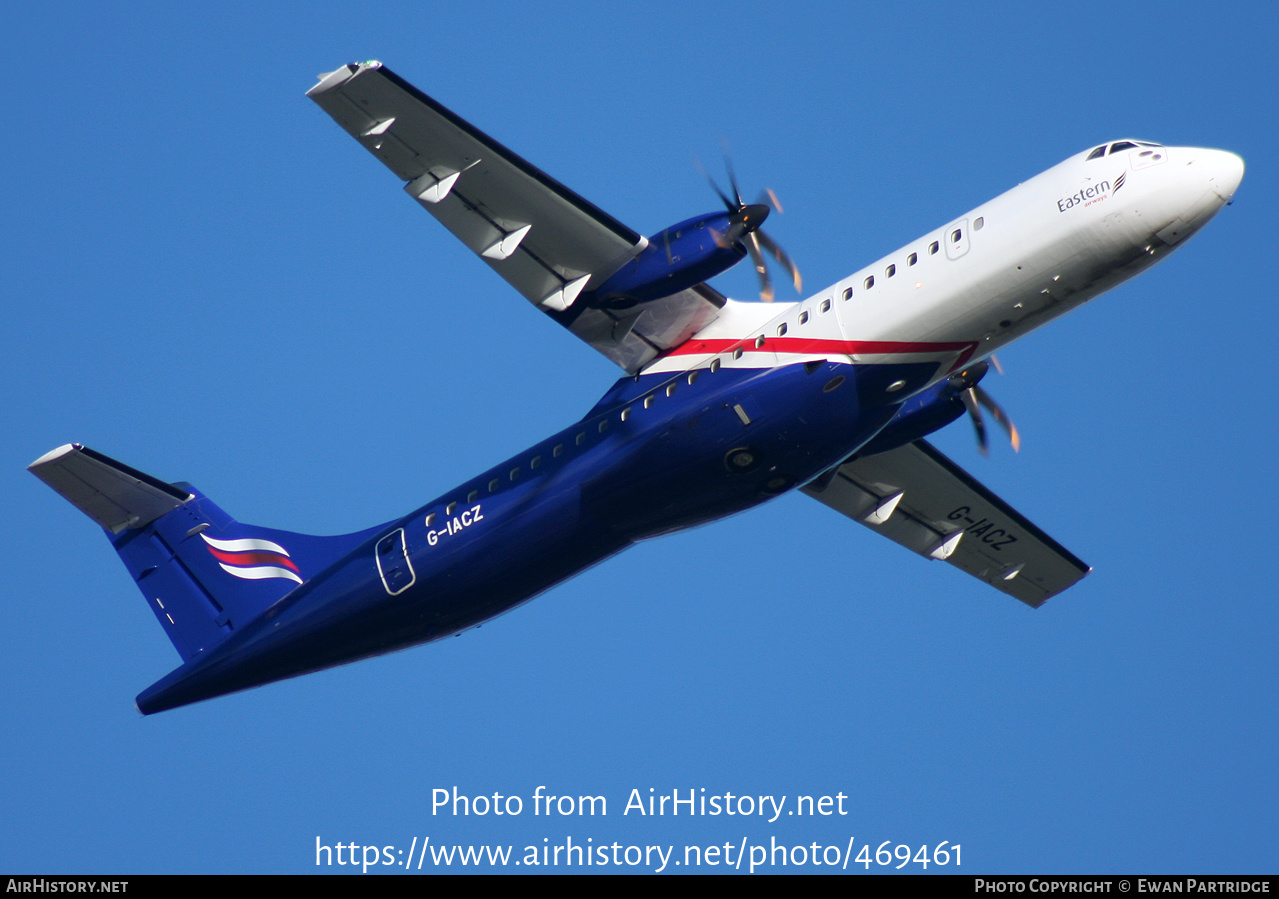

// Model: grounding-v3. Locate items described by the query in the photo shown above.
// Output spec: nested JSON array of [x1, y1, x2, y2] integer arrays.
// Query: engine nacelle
[[856, 376, 970, 458], [585, 210, 758, 308]]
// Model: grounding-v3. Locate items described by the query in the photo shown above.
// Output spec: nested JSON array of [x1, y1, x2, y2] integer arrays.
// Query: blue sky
[[3, 0, 1275, 874]]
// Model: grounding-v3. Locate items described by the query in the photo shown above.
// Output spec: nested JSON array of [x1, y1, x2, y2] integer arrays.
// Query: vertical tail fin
[[29, 444, 377, 661]]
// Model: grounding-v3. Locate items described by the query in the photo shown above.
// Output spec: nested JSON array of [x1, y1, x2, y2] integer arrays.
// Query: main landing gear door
[[375, 528, 416, 596]]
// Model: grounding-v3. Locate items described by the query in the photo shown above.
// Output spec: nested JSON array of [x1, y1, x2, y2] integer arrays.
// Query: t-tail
[[28, 444, 378, 689]]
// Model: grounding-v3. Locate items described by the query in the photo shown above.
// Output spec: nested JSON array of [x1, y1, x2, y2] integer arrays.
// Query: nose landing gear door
[[375, 528, 416, 596]]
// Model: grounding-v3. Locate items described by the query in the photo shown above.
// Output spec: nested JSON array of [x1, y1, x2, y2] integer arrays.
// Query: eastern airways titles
[[1057, 180, 1112, 212], [624, 788, 848, 823]]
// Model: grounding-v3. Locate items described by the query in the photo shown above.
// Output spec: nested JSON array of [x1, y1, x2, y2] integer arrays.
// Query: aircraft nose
[[1201, 149, 1244, 202], [1152, 147, 1243, 246]]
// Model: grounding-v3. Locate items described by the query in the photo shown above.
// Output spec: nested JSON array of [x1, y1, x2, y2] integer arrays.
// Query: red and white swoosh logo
[[200, 533, 303, 585]]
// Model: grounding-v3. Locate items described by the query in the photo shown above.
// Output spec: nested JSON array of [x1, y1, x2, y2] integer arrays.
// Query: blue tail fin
[[30, 444, 378, 661]]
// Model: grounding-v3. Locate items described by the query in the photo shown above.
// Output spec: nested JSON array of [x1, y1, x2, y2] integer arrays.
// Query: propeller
[[947, 360, 1021, 456], [700, 157, 802, 302]]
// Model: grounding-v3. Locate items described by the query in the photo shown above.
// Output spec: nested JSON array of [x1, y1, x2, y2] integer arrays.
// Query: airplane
[[29, 61, 1244, 714]]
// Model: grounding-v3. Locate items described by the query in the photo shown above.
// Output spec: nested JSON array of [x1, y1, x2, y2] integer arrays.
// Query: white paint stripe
[[201, 533, 291, 556], [217, 562, 304, 584], [641, 348, 963, 375]]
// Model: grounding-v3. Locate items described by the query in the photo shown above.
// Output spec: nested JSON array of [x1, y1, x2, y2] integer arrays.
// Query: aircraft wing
[[802, 440, 1089, 607], [307, 61, 724, 372]]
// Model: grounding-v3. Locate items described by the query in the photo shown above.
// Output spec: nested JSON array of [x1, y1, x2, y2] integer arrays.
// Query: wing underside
[[307, 61, 723, 371], [803, 440, 1090, 607]]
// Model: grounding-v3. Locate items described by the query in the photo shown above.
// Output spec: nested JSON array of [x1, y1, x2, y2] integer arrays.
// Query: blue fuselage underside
[[136, 359, 934, 713]]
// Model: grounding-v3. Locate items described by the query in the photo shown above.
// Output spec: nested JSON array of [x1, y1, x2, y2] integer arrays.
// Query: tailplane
[[29, 444, 377, 661]]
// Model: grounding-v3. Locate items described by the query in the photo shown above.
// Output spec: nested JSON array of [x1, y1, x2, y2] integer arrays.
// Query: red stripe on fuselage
[[206, 547, 300, 572]]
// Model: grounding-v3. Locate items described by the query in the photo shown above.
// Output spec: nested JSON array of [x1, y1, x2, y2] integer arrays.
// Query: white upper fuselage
[[644, 141, 1244, 392]]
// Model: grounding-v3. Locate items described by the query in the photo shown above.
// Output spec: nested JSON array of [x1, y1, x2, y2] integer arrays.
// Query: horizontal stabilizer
[[803, 440, 1089, 607], [28, 444, 192, 534]]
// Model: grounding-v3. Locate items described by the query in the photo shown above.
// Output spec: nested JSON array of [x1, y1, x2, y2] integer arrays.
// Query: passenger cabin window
[[951, 228, 962, 243], [710, 358, 722, 372], [821, 298, 831, 313], [425, 512, 436, 526], [973, 216, 984, 231], [644, 394, 654, 409], [598, 419, 608, 433], [530, 455, 541, 470], [733, 347, 743, 360], [864, 275, 875, 289], [842, 287, 852, 301], [665, 382, 677, 397], [446, 502, 457, 516], [687, 371, 698, 385], [620, 407, 631, 421], [777, 323, 787, 337], [467, 490, 478, 503], [799, 310, 809, 325], [908, 252, 918, 265], [929, 241, 939, 254], [886, 264, 896, 278], [488, 478, 500, 493], [575, 432, 586, 446], [553, 444, 563, 457], [1086, 145, 1106, 160], [509, 467, 520, 481]]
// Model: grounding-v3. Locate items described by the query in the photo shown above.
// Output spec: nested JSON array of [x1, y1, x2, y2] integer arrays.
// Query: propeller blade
[[973, 385, 1020, 452], [723, 153, 745, 207], [746, 233, 774, 302], [961, 388, 989, 456], [696, 158, 736, 211], [756, 229, 803, 293], [698, 156, 801, 301]]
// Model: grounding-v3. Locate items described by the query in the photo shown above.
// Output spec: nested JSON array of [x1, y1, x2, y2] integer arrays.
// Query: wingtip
[[28, 443, 80, 471]]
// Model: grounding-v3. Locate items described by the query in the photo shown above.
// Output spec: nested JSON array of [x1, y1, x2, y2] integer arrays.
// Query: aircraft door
[[375, 528, 416, 596], [944, 219, 970, 260]]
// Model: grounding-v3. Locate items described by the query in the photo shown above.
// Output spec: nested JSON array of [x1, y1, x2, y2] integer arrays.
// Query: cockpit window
[[1086, 145, 1106, 161], [1108, 141, 1138, 154]]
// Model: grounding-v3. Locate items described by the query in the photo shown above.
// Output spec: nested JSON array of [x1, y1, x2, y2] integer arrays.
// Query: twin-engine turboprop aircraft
[[30, 62, 1243, 714]]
